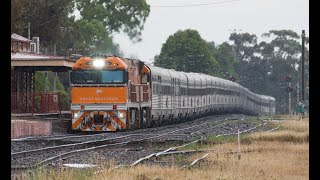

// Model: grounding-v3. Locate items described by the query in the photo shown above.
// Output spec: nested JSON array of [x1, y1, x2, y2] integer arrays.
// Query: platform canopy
[[11, 52, 76, 71]]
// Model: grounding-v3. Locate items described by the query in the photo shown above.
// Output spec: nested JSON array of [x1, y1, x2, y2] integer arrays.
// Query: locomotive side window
[[141, 74, 148, 84]]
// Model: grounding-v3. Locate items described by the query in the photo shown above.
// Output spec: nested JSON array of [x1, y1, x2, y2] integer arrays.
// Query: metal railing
[[11, 92, 61, 114]]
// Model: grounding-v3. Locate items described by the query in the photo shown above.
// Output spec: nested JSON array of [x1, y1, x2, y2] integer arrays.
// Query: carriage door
[[178, 79, 181, 116], [171, 78, 174, 118], [130, 109, 136, 129], [158, 76, 162, 113]]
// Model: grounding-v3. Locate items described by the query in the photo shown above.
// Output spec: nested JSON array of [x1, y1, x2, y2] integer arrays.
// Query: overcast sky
[[113, 0, 309, 64]]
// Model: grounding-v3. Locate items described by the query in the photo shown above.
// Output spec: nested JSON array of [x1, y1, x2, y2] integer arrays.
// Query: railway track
[[11, 116, 230, 169], [11, 114, 245, 153], [11, 114, 271, 172], [93, 120, 269, 174]]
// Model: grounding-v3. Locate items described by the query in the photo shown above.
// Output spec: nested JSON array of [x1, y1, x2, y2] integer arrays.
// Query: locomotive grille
[[94, 114, 103, 124]]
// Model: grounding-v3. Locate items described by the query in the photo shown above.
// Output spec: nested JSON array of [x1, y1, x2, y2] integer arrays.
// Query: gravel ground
[[12, 114, 274, 169]]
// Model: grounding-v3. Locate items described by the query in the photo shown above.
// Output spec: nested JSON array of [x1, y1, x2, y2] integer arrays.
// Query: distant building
[[11, 33, 40, 54], [11, 33, 32, 53]]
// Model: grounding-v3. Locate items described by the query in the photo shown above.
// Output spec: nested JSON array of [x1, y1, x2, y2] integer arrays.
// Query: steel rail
[[12, 117, 232, 170]]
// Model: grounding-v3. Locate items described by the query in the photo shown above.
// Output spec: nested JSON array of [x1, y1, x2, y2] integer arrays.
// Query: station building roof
[[11, 33, 32, 42]]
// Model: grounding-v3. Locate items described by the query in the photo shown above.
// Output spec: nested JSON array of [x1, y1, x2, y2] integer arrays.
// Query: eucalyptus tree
[[72, 0, 150, 55], [229, 30, 309, 113], [154, 29, 218, 75]]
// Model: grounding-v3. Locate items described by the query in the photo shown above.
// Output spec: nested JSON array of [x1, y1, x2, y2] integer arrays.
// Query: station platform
[[11, 111, 71, 139]]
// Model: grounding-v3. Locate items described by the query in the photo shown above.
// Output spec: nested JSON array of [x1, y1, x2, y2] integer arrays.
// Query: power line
[[150, 0, 240, 8]]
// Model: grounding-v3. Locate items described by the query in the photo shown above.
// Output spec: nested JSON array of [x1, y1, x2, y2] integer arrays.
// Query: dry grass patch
[[281, 119, 309, 132], [20, 117, 309, 180], [204, 141, 309, 180], [92, 140, 308, 180], [246, 130, 309, 143]]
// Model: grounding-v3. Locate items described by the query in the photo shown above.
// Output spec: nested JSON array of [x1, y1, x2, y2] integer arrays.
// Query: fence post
[[59, 92, 61, 114], [237, 119, 241, 160]]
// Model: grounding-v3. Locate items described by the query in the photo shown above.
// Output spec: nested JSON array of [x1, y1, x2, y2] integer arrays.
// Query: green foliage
[[75, 0, 150, 42], [210, 42, 238, 79], [229, 30, 309, 113], [35, 72, 71, 110], [154, 29, 219, 75], [174, 154, 189, 166], [207, 135, 238, 144], [11, 0, 150, 56], [35, 71, 50, 92], [11, 0, 74, 48], [58, 89, 71, 110], [229, 32, 258, 62]]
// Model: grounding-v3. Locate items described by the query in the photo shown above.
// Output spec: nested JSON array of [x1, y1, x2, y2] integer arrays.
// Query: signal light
[[113, 105, 117, 110], [229, 76, 236, 82]]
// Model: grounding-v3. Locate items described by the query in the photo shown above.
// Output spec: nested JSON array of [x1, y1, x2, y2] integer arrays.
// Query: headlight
[[74, 112, 79, 118], [118, 112, 124, 118], [93, 58, 105, 68]]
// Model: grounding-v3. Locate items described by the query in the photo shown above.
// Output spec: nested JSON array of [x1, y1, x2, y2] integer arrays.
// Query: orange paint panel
[[72, 116, 83, 129], [113, 117, 126, 129], [107, 124, 116, 131], [72, 87, 127, 104], [72, 111, 89, 129]]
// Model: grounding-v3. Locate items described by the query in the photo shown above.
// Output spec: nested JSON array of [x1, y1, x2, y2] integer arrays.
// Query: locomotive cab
[[70, 55, 152, 132]]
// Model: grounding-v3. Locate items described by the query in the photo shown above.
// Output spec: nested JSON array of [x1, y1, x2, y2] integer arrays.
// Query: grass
[[13, 116, 309, 180]]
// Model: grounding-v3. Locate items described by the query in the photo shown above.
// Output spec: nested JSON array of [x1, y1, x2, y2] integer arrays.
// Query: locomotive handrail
[[71, 84, 127, 87]]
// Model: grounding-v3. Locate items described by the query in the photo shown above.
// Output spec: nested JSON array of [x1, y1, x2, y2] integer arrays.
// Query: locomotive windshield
[[100, 70, 124, 83], [71, 70, 126, 84]]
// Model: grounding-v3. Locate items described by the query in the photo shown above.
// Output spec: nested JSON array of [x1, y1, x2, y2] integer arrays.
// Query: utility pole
[[60, 27, 73, 59], [286, 75, 292, 115], [54, 44, 56, 56], [296, 83, 299, 104], [288, 82, 291, 115], [28, 22, 30, 40], [301, 30, 305, 103]]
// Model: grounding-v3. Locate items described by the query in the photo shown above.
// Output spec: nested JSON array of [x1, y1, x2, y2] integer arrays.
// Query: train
[[70, 54, 275, 132]]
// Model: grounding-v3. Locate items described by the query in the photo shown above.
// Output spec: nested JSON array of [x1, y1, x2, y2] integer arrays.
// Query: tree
[[11, 0, 75, 49], [229, 32, 258, 62], [35, 71, 71, 110], [154, 29, 218, 75], [230, 30, 309, 113], [74, 0, 150, 42], [11, 0, 151, 56], [71, 19, 122, 56], [209, 42, 238, 79]]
